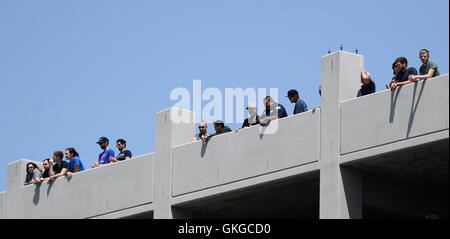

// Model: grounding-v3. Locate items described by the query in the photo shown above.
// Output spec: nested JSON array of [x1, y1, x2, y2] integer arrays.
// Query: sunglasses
[[198, 126, 205, 129]]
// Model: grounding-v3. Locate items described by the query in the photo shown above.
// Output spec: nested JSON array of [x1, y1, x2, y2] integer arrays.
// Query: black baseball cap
[[96, 137, 109, 144], [214, 120, 224, 126], [286, 89, 298, 97]]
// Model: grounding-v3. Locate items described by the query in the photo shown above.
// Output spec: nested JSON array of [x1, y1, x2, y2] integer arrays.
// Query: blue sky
[[0, 0, 448, 192]]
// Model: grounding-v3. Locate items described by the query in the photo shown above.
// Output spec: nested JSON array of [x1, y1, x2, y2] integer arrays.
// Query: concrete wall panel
[[19, 153, 154, 218], [172, 111, 320, 196], [341, 75, 449, 155]]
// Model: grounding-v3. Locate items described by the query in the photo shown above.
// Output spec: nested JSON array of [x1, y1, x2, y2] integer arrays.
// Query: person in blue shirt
[[91, 137, 115, 168], [286, 89, 308, 114], [65, 147, 85, 177]]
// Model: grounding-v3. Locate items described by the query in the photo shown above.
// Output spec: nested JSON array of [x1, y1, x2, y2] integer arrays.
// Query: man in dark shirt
[[391, 57, 418, 90], [211, 120, 232, 136], [110, 139, 132, 162], [357, 70, 376, 97], [48, 150, 69, 181], [286, 89, 308, 114], [260, 96, 288, 126], [201, 120, 232, 141], [192, 121, 210, 142], [235, 103, 260, 132]]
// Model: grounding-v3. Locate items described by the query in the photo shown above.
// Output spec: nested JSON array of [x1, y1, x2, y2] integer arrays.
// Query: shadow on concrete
[[47, 179, 54, 197], [201, 141, 208, 158], [389, 87, 402, 123], [259, 124, 267, 140], [407, 80, 426, 138], [33, 184, 41, 205]]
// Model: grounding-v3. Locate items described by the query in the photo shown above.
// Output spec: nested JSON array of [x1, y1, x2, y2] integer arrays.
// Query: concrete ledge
[[340, 130, 449, 165], [19, 153, 155, 219], [90, 203, 154, 219], [172, 111, 320, 196], [172, 161, 319, 206], [341, 75, 449, 155]]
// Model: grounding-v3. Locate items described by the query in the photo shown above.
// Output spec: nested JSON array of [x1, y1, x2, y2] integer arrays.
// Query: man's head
[[264, 96, 275, 109], [419, 49, 429, 65], [116, 139, 126, 151], [246, 103, 257, 116], [360, 70, 371, 85], [214, 120, 225, 133], [96, 137, 109, 150], [198, 122, 207, 134], [286, 89, 299, 103], [42, 158, 52, 170], [53, 150, 63, 162], [394, 57, 408, 72]]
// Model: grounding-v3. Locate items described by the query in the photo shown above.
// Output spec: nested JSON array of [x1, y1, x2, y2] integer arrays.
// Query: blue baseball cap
[[96, 137, 109, 144]]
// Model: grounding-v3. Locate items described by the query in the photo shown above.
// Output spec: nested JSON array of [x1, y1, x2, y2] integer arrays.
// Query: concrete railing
[[340, 74, 449, 155], [18, 153, 154, 219], [171, 111, 320, 196]]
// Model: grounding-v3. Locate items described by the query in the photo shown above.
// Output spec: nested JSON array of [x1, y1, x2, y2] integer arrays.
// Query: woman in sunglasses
[[24, 162, 42, 185]]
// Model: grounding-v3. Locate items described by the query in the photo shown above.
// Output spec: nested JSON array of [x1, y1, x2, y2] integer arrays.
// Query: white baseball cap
[[246, 103, 257, 109]]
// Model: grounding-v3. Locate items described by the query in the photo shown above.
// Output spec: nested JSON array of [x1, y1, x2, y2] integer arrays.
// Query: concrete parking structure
[[1, 51, 448, 219]]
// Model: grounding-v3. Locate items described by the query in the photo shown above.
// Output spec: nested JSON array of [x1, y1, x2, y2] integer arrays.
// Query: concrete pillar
[[319, 51, 364, 219], [0, 192, 5, 219], [339, 167, 363, 218], [153, 108, 195, 219], [5, 159, 30, 219]]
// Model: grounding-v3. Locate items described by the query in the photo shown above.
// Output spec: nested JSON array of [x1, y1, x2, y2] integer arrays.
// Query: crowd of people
[[192, 93, 307, 143], [386, 49, 440, 90], [24, 137, 132, 185], [193, 48, 441, 142], [25, 48, 441, 183]]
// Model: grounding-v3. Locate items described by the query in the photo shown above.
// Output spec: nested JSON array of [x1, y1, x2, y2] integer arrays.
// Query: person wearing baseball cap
[[235, 103, 260, 132], [212, 120, 232, 136], [287, 89, 308, 115], [91, 136, 115, 168], [201, 120, 232, 142]]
